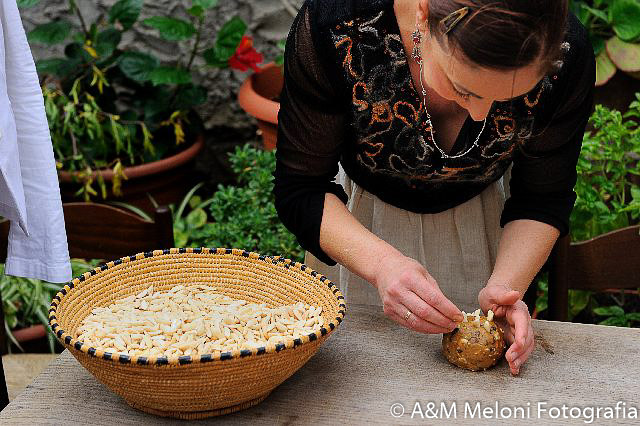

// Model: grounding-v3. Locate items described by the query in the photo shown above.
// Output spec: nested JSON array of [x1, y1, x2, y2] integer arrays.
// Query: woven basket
[[49, 247, 346, 419]]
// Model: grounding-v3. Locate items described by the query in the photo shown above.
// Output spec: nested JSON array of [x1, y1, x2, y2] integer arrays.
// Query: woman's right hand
[[372, 253, 464, 334]]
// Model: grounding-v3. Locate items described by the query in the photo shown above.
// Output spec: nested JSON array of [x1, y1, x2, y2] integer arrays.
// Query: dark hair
[[427, 0, 569, 72]]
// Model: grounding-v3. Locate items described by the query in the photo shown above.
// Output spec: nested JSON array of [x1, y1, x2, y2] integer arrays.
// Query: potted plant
[[1, 259, 99, 354], [237, 44, 285, 151], [571, 0, 640, 111], [22, 0, 263, 211]]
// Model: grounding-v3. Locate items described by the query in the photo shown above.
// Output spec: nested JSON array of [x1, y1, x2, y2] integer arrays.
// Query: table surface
[[1, 303, 639, 425]]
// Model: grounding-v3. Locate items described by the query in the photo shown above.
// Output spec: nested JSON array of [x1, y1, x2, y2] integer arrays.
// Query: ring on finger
[[404, 309, 412, 322]]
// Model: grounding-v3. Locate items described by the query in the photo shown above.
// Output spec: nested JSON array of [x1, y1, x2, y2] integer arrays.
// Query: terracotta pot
[[12, 324, 46, 343], [58, 134, 205, 213], [238, 62, 283, 151]]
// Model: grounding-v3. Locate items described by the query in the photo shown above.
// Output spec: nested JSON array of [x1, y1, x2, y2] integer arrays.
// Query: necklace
[[411, 28, 487, 159]]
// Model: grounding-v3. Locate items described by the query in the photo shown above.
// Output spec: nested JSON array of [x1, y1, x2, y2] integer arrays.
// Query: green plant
[[1, 258, 100, 353], [593, 305, 640, 326], [158, 182, 215, 248], [22, 0, 263, 200], [164, 146, 303, 260], [196, 145, 304, 261], [570, 0, 640, 85], [570, 95, 640, 242]]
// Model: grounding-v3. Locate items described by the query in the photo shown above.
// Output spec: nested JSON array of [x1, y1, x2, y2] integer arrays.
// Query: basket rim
[[49, 247, 346, 366]]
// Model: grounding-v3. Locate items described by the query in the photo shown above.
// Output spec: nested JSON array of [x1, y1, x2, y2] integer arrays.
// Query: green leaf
[[591, 35, 605, 56], [610, 0, 640, 42], [174, 229, 188, 248], [595, 49, 617, 86], [96, 28, 122, 58], [186, 209, 207, 229], [106, 201, 153, 221], [203, 47, 228, 67], [582, 4, 610, 23], [142, 16, 196, 41], [64, 42, 92, 62], [187, 5, 204, 17], [189, 195, 202, 209], [568, 290, 591, 320], [193, 0, 218, 8], [176, 182, 204, 221], [27, 20, 72, 45], [149, 67, 192, 86], [173, 84, 208, 110], [143, 86, 172, 120], [17, 0, 41, 8], [571, 1, 591, 25], [35, 58, 77, 77], [606, 36, 640, 72], [210, 16, 247, 62], [117, 51, 159, 82], [593, 305, 625, 316], [109, 0, 143, 31], [625, 312, 640, 322], [598, 316, 628, 327]]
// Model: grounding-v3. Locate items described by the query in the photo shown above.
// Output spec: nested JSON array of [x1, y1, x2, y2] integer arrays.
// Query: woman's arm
[[319, 193, 398, 284], [487, 219, 559, 296], [320, 193, 464, 332]]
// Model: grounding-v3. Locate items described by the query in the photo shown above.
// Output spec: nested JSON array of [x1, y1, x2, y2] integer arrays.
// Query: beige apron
[[304, 164, 512, 313]]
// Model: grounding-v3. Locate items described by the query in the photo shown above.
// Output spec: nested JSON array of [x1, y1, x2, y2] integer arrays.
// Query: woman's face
[[419, 29, 546, 121]]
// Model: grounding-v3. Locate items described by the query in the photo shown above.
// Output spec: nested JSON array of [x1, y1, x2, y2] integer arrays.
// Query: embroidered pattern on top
[[329, 7, 560, 186]]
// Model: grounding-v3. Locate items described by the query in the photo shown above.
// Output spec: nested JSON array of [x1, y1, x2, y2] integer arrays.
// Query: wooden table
[[2, 303, 639, 425]]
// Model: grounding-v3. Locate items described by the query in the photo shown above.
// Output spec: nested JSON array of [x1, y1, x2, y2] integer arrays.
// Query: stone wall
[[19, 0, 302, 131]]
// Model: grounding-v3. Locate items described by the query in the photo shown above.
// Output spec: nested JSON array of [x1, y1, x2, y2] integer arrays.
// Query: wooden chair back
[[548, 225, 640, 321]]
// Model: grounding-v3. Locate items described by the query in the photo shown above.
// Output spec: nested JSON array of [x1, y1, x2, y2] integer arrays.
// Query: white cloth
[[0, 0, 71, 283], [304, 164, 512, 313]]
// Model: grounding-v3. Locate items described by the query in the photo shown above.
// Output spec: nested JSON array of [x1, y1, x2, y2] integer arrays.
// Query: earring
[[411, 25, 422, 64]]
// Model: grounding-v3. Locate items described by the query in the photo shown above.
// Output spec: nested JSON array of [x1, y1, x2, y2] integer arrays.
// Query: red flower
[[229, 36, 263, 72]]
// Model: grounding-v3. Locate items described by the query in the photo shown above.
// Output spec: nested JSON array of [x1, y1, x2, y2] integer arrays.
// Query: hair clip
[[440, 6, 470, 35]]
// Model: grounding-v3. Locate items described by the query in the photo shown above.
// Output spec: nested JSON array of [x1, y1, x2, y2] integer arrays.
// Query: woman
[[273, 0, 595, 376]]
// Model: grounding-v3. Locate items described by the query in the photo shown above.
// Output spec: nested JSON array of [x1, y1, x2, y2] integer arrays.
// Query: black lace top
[[274, 0, 596, 266]]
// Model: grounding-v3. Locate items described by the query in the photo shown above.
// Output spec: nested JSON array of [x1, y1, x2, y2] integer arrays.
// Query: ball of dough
[[442, 309, 505, 371]]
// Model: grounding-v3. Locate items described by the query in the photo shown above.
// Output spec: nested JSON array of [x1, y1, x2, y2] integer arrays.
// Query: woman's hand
[[373, 253, 464, 334], [478, 284, 535, 375]]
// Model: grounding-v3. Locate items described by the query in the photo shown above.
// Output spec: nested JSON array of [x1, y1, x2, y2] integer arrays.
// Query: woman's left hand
[[478, 284, 535, 375]]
